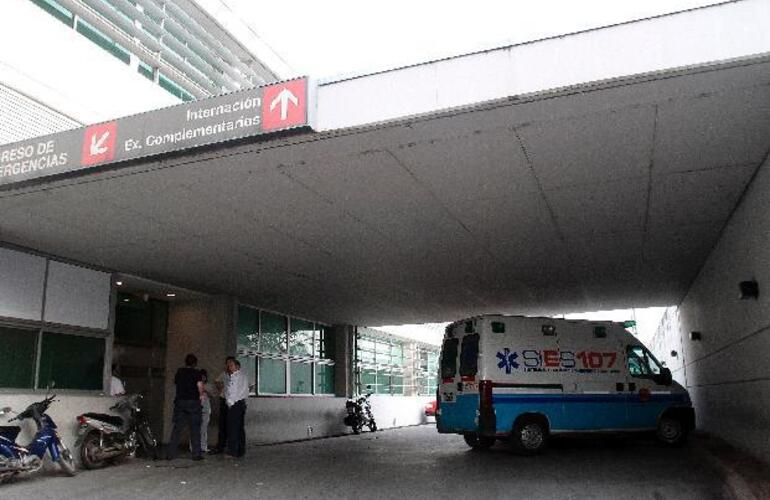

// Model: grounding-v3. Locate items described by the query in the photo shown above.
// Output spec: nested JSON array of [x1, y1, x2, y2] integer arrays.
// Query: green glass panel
[[376, 369, 390, 395], [289, 318, 313, 356], [236, 305, 258, 349], [38, 332, 104, 390], [260, 311, 287, 354], [290, 362, 312, 394], [30, 0, 73, 26], [315, 364, 334, 394], [361, 368, 376, 392], [316, 325, 334, 360], [0, 327, 37, 389], [75, 19, 130, 64], [138, 61, 154, 81], [258, 358, 286, 394], [392, 375, 404, 395]]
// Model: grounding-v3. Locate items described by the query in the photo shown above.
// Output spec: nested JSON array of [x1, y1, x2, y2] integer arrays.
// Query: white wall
[[649, 154, 770, 462], [241, 395, 432, 445], [0, 247, 46, 321], [0, 1, 179, 127], [316, 0, 770, 131]]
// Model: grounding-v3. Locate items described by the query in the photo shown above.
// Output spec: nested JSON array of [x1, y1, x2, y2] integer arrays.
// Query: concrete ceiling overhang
[[2, 56, 769, 326], [1, 1, 769, 326]]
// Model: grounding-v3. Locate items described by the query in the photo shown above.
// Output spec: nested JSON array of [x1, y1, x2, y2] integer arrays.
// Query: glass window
[[115, 294, 167, 347], [440, 338, 459, 379], [38, 332, 104, 390], [289, 318, 314, 357], [260, 312, 287, 355], [236, 306, 259, 350], [459, 334, 480, 377], [627, 345, 662, 377], [0, 326, 38, 389], [315, 364, 334, 394], [290, 362, 312, 394], [258, 358, 286, 394]]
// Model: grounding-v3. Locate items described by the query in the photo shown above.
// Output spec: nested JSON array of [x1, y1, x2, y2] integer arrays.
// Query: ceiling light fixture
[[116, 281, 123, 286], [166, 293, 176, 298]]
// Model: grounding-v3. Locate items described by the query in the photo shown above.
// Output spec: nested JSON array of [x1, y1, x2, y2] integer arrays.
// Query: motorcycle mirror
[[0, 407, 11, 415]]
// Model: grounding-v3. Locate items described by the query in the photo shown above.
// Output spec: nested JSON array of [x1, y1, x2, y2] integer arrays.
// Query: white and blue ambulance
[[436, 315, 695, 453]]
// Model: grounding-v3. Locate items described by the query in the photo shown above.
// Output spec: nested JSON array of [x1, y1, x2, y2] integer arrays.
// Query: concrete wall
[[649, 154, 770, 462]]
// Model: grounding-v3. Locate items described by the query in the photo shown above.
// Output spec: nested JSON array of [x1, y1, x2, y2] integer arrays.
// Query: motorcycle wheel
[[80, 431, 108, 469], [137, 426, 158, 460], [57, 442, 78, 476], [368, 420, 377, 432]]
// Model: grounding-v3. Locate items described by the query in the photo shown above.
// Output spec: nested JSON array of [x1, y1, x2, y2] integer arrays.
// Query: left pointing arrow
[[90, 131, 110, 156]]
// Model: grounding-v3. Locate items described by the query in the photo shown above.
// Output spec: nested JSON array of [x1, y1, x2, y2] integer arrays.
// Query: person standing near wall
[[209, 356, 235, 455], [199, 369, 213, 453], [225, 358, 249, 458], [166, 353, 205, 461]]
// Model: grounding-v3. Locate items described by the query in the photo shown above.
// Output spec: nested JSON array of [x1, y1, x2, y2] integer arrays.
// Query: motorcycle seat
[[0, 426, 21, 440], [82, 413, 124, 427]]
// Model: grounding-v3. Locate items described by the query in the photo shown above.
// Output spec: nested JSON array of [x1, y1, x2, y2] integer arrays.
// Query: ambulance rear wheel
[[511, 417, 548, 455], [463, 433, 495, 450]]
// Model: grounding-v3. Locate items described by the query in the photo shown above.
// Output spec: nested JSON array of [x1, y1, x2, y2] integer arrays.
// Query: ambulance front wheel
[[511, 416, 548, 455], [463, 433, 495, 450], [656, 416, 687, 446]]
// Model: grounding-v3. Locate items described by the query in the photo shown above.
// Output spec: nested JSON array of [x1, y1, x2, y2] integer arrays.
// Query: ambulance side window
[[440, 338, 460, 379], [459, 334, 480, 377], [627, 345, 662, 378]]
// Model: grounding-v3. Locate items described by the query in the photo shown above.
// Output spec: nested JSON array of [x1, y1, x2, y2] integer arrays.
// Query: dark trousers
[[167, 399, 202, 459], [226, 399, 246, 457], [216, 397, 228, 451]]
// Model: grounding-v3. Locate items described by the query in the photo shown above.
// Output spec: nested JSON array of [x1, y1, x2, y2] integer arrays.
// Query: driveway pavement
[[1, 425, 735, 499]]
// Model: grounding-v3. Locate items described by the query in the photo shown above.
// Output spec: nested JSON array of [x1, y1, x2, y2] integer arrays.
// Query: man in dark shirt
[[166, 353, 204, 461]]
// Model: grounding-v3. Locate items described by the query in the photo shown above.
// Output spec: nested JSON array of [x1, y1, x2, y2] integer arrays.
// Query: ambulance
[[436, 315, 695, 453]]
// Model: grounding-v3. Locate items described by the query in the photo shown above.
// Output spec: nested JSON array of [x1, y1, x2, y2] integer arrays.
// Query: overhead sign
[[0, 77, 312, 187]]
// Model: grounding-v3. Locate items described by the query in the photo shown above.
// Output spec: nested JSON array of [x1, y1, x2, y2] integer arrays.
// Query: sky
[[222, 0, 703, 344], [226, 0, 719, 78]]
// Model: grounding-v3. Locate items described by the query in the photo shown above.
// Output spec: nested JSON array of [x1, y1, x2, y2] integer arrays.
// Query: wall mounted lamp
[[689, 331, 702, 341], [739, 280, 759, 300]]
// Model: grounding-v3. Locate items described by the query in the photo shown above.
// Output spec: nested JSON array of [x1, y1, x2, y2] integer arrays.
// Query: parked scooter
[[75, 393, 158, 469], [0, 393, 77, 483], [344, 390, 377, 434]]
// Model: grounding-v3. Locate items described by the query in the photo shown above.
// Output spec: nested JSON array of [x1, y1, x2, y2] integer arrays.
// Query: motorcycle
[[344, 391, 377, 434], [0, 393, 77, 483], [75, 393, 158, 469]]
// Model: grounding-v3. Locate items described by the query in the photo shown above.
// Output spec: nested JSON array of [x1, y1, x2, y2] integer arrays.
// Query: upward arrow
[[269, 87, 299, 121]]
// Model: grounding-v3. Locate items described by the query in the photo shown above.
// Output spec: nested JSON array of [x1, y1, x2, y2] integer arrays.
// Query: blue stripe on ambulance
[[441, 393, 688, 433]]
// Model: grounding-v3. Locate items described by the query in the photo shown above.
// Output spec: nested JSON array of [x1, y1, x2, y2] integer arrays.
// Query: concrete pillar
[[162, 295, 235, 441], [332, 324, 355, 398]]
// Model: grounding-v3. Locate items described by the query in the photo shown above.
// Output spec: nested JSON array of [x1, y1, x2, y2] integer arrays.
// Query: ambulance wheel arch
[[511, 413, 550, 455]]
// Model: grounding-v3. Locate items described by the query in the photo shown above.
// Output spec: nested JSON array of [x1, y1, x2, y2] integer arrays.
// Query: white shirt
[[226, 369, 249, 407], [110, 375, 125, 396]]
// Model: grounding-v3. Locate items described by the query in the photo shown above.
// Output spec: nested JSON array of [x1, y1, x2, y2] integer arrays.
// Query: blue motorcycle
[[0, 393, 77, 483]]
